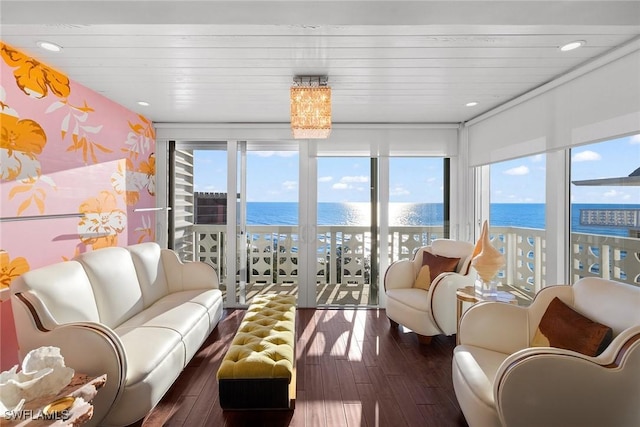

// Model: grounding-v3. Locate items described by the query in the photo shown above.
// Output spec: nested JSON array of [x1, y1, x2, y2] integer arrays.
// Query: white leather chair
[[384, 239, 475, 344], [453, 277, 640, 427]]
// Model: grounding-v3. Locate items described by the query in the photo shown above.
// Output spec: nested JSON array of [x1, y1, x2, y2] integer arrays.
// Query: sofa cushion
[[386, 288, 431, 312], [531, 297, 613, 356], [75, 247, 144, 328], [160, 289, 223, 327], [115, 290, 218, 362], [159, 289, 222, 313], [116, 298, 206, 336], [127, 242, 170, 308], [13, 261, 100, 324], [422, 251, 460, 282], [114, 326, 184, 387]]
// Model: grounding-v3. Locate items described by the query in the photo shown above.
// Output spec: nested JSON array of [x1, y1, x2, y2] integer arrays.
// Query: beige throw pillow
[[413, 265, 431, 290]]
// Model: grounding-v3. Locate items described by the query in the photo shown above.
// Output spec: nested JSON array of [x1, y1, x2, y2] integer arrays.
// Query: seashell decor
[[471, 220, 506, 283], [0, 346, 74, 413]]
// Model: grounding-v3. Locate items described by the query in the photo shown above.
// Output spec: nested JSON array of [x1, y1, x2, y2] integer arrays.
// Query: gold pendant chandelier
[[290, 76, 331, 139]]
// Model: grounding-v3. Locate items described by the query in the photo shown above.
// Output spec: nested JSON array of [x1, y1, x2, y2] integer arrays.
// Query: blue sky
[[490, 134, 640, 204], [194, 133, 640, 204], [194, 153, 444, 203]]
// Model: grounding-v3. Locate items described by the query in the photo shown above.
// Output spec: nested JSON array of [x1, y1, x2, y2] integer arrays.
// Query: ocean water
[[246, 202, 640, 238]]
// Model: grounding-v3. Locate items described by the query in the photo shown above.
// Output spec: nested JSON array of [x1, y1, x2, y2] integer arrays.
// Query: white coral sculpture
[[0, 346, 74, 413]]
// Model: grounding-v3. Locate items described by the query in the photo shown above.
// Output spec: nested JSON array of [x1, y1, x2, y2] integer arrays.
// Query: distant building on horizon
[[194, 192, 237, 224], [579, 208, 640, 237]]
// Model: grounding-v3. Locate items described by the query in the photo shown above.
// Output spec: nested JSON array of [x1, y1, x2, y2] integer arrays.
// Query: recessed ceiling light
[[560, 40, 585, 52], [37, 41, 62, 52], [137, 101, 150, 106], [466, 102, 478, 107]]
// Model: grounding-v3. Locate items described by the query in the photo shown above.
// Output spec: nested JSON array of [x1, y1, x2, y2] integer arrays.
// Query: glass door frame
[[236, 141, 248, 305]]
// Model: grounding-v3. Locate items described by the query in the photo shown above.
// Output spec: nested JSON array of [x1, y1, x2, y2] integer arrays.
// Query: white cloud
[[282, 181, 297, 191], [427, 177, 437, 183], [604, 189, 622, 198], [630, 135, 640, 144], [504, 165, 529, 176], [252, 151, 275, 157], [249, 151, 297, 158], [531, 154, 544, 163], [318, 176, 333, 182], [341, 175, 368, 183], [276, 151, 297, 157], [572, 150, 601, 162], [332, 183, 349, 190], [390, 186, 410, 196]]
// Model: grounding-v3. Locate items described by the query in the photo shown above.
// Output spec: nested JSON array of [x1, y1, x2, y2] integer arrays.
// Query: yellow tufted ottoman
[[217, 294, 296, 410]]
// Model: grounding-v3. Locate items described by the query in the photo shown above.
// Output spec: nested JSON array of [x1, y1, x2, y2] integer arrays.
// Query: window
[[570, 134, 640, 286], [388, 157, 445, 261], [489, 154, 546, 300]]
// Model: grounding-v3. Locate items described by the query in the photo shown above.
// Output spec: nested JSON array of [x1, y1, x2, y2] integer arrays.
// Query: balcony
[[188, 224, 640, 306], [491, 226, 640, 297]]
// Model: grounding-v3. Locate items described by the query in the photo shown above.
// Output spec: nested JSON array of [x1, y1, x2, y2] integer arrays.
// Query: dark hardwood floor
[[140, 308, 469, 427]]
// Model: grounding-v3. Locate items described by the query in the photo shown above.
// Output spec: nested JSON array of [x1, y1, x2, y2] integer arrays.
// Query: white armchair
[[384, 239, 475, 344], [452, 277, 640, 427]]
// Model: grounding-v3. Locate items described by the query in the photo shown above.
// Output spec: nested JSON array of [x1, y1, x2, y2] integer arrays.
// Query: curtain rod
[[0, 212, 84, 223]]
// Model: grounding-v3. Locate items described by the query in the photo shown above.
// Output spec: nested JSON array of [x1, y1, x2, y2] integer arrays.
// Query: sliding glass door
[[167, 143, 449, 309], [314, 156, 448, 307], [316, 157, 375, 306], [239, 145, 299, 305]]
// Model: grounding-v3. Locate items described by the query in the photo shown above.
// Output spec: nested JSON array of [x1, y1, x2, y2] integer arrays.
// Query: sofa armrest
[[161, 249, 220, 292], [495, 331, 640, 427], [383, 259, 415, 291], [12, 290, 61, 332], [459, 302, 530, 354], [11, 292, 127, 426], [429, 271, 475, 335]]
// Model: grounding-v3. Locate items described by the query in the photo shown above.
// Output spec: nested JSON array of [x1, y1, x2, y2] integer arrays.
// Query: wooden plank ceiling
[[1, 1, 639, 124]]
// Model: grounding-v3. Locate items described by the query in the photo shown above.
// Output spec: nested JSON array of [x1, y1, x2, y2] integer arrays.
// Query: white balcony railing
[[490, 226, 547, 295], [191, 224, 640, 301], [193, 225, 445, 288]]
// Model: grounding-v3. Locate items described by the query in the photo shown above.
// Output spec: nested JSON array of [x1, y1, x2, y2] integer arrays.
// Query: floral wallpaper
[[0, 42, 156, 368]]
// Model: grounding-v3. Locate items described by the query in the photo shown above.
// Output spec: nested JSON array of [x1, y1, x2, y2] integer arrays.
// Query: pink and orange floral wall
[[0, 42, 156, 369]]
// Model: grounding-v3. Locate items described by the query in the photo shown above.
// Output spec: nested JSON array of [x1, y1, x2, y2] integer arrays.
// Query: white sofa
[[452, 277, 640, 427], [10, 242, 223, 426], [384, 239, 475, 343]]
